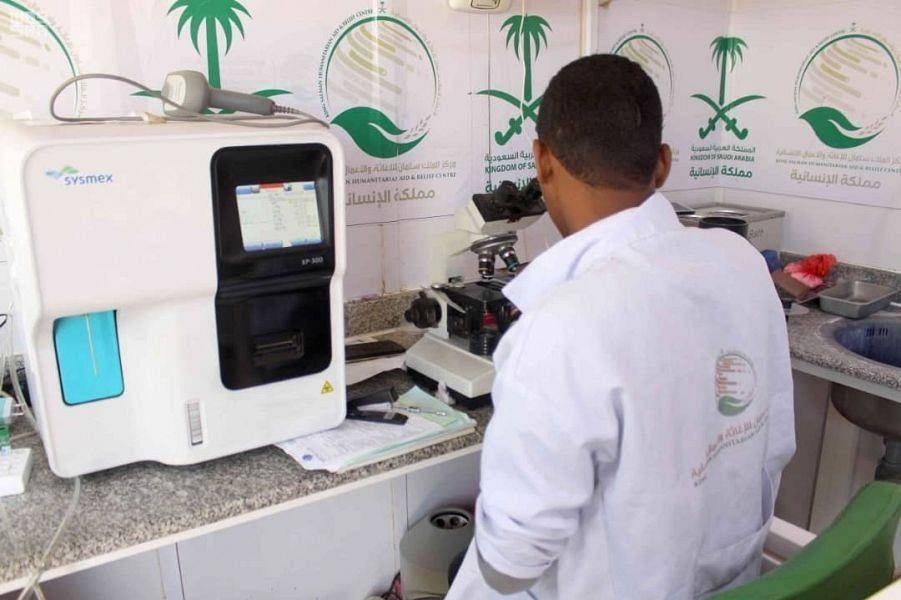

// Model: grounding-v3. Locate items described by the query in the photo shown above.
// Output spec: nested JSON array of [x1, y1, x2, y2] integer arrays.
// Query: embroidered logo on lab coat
[[715, 352, 757, 416]]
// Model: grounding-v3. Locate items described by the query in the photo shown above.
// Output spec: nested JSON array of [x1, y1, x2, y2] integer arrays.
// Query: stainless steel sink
[[831, 319, 901, 368], [825, 318, 901, 480], [831, 386, 901, 442]]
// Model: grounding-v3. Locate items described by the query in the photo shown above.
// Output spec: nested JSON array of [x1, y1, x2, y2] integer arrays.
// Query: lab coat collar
[[503, 193, 681, 312]]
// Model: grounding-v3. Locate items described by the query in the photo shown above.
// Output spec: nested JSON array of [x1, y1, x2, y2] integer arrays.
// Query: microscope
[[403, 180, 546, 407]]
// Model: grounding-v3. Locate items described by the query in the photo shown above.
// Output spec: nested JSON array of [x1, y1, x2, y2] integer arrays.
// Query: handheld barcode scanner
[[161, 70, 287, 117], [0, 121, 347, 476]]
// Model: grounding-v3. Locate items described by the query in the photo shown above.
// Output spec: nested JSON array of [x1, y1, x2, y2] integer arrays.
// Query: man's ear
[[533, 139, 553, 185], [653, 143, 672, 189]]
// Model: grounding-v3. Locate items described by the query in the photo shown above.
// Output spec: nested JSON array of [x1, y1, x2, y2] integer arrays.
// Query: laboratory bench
[[781, 255, 901, 401], [2, 293, 900, 595], [0, 328, 490, 595]]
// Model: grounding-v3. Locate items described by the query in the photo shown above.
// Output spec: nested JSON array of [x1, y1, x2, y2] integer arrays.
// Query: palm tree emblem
[[478, 14, 552, 145], [167, 0, 289, 103], [712, 37, 745, 106], [691, 36, 764, 140]]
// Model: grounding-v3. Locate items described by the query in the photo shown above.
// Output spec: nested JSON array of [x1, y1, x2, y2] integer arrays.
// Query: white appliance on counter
[[679, 203, 785, 251], [0, 121, 347, 477]]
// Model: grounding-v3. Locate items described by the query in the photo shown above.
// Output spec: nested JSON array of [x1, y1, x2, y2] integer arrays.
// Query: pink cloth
[[784, 254, 837, 289]]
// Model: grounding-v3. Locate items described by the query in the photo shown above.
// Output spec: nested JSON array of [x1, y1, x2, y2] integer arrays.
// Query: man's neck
[[561, 184, 654, 236]]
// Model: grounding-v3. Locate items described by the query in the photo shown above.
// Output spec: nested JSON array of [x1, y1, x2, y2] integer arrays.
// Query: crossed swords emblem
[[484, 90, 765, 143], [691, 92, 764, 140], [477, 90, 543, 145], [482, 89, 763, 143]]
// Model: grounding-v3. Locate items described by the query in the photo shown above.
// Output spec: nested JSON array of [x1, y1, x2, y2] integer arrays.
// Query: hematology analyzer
[[0, 122, 347, 477]]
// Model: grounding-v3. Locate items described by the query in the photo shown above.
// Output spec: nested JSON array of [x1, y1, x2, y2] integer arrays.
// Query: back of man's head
[[536, 54, 663, 191]]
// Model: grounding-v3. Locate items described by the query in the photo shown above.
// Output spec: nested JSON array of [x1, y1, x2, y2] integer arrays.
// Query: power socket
[[0, 448, 33, 496]]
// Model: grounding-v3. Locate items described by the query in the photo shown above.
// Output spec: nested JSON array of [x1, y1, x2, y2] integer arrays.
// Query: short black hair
[[536, 54, 663, 190]]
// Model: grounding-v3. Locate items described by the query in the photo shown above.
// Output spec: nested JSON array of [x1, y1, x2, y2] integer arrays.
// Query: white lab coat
[[446, 193, 795, 599]]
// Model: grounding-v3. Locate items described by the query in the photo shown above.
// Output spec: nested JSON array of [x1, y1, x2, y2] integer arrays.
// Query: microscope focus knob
[[405, 292, 442, 329]]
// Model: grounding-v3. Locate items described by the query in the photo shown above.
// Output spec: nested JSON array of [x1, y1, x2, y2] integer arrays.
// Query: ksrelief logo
[[0, 0, 81, 117], [691, 37, 764, 140], [612, 27, 675, 116], [715, 352, 757, 417], [795, 27, 900, 149], [45, 166, 113, 186], [478, 13, 552, 145], [319, 8, 439, 159]]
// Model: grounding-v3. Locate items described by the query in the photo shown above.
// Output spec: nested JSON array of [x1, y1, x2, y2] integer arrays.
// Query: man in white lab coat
[[446, 55, 795, 599]]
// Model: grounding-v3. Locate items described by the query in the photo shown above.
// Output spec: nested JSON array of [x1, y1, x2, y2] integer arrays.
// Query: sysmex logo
[[45, 166, 114, 186]]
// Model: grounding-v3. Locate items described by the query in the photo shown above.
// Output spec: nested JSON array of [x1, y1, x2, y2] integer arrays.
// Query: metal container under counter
[[679, 202, 785, 251]]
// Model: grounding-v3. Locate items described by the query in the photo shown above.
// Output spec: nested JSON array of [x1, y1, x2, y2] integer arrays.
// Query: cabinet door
[[810, 385, 882, 534], [176, 483, 398, 600], [774, 371, 830, 530]]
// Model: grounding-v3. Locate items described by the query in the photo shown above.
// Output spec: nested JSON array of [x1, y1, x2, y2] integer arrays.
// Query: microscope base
[[404, 334, 495, 408]]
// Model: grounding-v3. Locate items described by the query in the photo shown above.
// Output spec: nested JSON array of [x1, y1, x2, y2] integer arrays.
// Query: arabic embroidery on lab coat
[[692, 408, 770, 488]]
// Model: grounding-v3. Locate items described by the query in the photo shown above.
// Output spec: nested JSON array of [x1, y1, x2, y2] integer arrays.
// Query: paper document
[[281, 411, 441, 470], [278, 386, 476, 473]]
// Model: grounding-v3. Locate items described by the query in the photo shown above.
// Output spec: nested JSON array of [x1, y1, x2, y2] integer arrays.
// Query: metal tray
[[818, 280, 898, 319]]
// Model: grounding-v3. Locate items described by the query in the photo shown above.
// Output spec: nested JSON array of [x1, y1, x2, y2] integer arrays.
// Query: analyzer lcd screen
[[235, 181, 323, 252]]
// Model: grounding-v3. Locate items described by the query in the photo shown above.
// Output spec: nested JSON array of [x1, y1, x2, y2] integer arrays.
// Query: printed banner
[[730, 1, 901, 208], [0, 0, 587, 229], [8, 1, 895, 230], [596, 0, 732, 192], [131, 0, 471, 227], [477, 1, 582, 195], [597, 0, 900, 208], [314, 3, 472, 226], [0, 0, 83, 119]]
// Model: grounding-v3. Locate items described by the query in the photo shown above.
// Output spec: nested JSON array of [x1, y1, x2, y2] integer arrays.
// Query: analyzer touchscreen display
[[236, 181, 323, 252]]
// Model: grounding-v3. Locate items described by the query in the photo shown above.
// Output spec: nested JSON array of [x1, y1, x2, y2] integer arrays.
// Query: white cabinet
[[174, 453, 482, 599], [176, 482, 400, 600], [775, 370, 886, 534], [809, 386, 883, 534], [8, 453, 483, 600], [774, 371, 830, 529], [0, 548, 182, 600]]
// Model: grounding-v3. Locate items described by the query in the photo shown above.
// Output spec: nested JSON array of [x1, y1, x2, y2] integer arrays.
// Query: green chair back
[[712, 481, 901, 600]]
